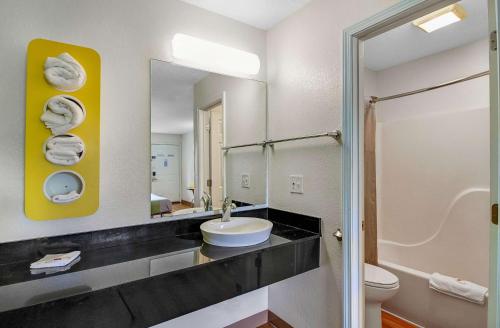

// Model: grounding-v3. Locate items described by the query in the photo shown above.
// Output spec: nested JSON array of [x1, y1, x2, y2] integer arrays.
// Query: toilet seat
[[364, 263, 399, 289]]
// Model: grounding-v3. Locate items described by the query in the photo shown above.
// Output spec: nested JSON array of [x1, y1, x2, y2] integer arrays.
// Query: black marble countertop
[[0, 208, 321, 328]]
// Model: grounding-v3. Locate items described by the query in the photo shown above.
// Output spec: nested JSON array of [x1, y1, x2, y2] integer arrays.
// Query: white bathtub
[[377, 188, 490, 327], [380, 261, 487, 328]]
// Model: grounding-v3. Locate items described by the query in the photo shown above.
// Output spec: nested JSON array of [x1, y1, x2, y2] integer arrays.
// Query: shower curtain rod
[[369, 70, 490, 104]]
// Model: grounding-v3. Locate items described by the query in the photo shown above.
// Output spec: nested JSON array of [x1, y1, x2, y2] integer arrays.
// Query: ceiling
[[179, 0, 312, 30], [364, 0, 488, 71], [151, 60, 208, 135]]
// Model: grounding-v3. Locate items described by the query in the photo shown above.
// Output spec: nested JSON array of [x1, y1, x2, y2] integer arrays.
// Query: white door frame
[[341, 1, 459, 327], [195, 93, 226, 207]]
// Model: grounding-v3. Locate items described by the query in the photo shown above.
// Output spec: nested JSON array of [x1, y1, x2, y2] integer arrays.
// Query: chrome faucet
[[201, 192, 213, 211], [221, 197, 236, 222]]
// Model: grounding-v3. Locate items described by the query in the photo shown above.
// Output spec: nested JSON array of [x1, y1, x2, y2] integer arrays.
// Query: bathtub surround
[[365, 38, 490, 327], [0, 208, 320, 327]]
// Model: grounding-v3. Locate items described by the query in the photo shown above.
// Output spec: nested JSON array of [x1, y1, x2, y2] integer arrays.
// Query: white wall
[[0, 0, 265, 241], [265, 0, 397, 327], [181, 131, 195, 203], [373, 39, 489, 123], [367, 39, 490, 286], [153, 288, 268, 328], [225, 148, 267, 205], [151, 133, 182, 146], [194, 73, 267, 205], [0, 0, 267, 326]]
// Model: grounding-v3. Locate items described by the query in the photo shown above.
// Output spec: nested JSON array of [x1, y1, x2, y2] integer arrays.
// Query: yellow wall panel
[[25, 39, 100, 220]]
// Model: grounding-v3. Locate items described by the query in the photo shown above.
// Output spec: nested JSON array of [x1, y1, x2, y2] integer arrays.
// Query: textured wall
[[194, 73, 267, 205], [0, 0, 266, 242], [0, 0, 267, 326], [265, 0, 397, 326]]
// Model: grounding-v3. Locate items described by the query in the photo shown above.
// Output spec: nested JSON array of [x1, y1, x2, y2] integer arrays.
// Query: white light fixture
[[171, 33, 261, 76], [413, 4, 466, 33]]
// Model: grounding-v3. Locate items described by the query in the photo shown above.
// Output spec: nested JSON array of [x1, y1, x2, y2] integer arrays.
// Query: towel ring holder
[[42, 95, 87, 133]]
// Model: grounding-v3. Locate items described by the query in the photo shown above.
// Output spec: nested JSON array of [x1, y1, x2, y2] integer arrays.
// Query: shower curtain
[[364, 101, 378, 265]]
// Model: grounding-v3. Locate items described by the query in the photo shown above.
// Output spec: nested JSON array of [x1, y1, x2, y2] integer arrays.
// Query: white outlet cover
[[289, 175, 303, 194], [241, 173, 250, 188]]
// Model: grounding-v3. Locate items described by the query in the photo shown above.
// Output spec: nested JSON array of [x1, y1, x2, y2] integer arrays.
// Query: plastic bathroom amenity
[[43, 171, 85, 204], [41, 95, 86, 135], [25, 39, 100, 220], [30, 251, 81, 269], [44, 134, 85, 166]]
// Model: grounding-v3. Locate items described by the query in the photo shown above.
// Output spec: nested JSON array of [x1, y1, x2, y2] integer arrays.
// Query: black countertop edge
[[0, 233, 320, 328], [266, 208, 322, 235], [0, 207, 320, 266], [0, 221, 317, 287]]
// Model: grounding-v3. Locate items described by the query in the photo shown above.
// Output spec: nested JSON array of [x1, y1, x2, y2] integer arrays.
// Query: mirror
[[150, 60, 267, 218]]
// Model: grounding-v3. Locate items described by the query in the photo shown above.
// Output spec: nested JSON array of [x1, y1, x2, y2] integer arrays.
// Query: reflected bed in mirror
[[150, 60, 267, 218]]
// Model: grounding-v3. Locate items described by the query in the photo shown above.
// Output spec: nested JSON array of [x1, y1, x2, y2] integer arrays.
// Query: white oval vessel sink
[[200, 217, 273, 247]]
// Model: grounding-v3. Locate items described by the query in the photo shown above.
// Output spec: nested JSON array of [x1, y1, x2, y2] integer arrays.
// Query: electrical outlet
[[241, 173, 250, 188], [289, 175, 304, 194]]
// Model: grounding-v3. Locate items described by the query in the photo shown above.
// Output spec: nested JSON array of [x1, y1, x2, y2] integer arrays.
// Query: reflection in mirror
[[150, 60, 267, 218]]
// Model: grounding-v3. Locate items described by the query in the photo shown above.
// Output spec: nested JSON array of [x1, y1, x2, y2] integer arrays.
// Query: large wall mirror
[[150, 60, 267, 218]]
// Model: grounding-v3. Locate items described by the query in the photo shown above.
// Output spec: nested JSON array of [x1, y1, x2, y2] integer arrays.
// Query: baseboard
[[226, 310, 293, 328], [181, 199, 193, 207]]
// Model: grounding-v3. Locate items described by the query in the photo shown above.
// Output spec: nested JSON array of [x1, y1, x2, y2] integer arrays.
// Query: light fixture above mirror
[[171, 33, 261, 76]]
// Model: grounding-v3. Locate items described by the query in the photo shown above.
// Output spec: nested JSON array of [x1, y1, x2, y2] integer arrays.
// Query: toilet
[[364, 263, 400, 328]]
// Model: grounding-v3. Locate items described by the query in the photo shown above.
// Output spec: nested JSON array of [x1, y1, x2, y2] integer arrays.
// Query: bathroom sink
[[200, 217, 273, 247]]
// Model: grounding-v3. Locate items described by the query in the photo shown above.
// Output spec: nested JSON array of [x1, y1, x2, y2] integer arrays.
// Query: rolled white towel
[[41, 96, 85, 135], [429, 272, 488, 304], [51, 190, 81, 203], [44, 53, 86, 91]]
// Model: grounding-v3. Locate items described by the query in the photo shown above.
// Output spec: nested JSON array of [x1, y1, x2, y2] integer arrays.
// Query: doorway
[[342, 0, 499, 327], [151, 144, 181, 202], [199, 102, 225, 209]]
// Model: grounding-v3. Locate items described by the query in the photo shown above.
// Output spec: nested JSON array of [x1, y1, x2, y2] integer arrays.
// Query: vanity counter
[[0, 208, 320, 328]]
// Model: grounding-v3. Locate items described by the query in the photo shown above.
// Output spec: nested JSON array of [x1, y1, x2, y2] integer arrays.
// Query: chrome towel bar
[[222, 129, 341, 151]]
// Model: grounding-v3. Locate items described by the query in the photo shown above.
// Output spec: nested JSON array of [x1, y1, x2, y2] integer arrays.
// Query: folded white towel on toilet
[[429, 272, 488, 304], [44, 53, 86, 91], [41, 96, 84, 135]]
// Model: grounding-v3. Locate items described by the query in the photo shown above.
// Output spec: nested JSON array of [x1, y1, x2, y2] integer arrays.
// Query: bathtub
[[377, 188, 490, 327], [380, 261, 487, 328]]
